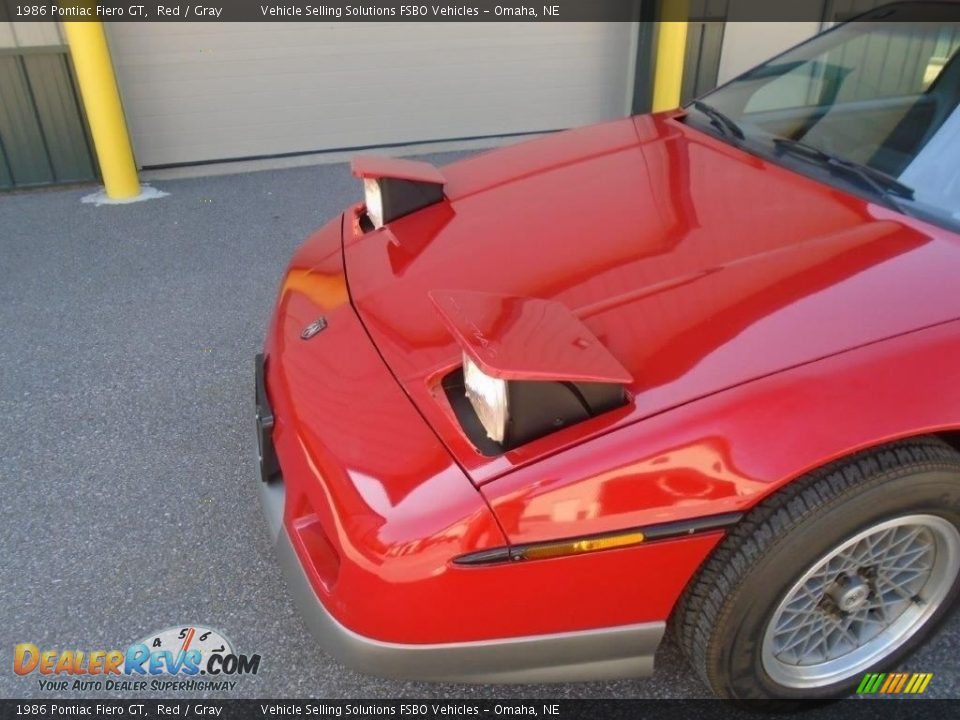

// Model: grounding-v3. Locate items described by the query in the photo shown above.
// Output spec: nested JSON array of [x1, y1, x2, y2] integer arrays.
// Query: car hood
[[342, 113, 960, 483]]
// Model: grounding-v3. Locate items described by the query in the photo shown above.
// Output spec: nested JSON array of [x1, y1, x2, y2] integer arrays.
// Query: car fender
[[481, 319, 960, 546]]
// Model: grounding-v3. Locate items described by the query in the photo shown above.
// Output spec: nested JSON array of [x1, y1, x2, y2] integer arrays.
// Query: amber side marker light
[[454, 512, 743, 566], [521, 531, 646, 561]]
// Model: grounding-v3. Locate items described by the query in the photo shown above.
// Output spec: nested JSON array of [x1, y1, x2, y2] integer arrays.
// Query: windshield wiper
[[772, 137, 914, 209], [692, 100, 745, 141]]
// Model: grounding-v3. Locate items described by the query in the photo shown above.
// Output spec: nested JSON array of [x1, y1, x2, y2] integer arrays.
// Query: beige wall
[[717, 21, 823, 85], [0, 22, 64, 49], [716, 0, 828, 85]]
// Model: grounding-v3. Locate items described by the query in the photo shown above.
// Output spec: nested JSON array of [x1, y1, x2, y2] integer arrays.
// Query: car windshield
[[686, 2, 960, 232]]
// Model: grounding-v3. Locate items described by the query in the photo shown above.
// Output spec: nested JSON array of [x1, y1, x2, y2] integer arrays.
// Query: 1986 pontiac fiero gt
[[256, 3, 960, 700]]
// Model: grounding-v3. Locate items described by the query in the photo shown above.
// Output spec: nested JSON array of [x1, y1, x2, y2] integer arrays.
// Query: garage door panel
[[109, 22, 622, 54], [133, 94, 623, 148], [111, 42, 621, 69], [132, 100, 617, 166], [115, 46, 629, 91], [117, 60, 628, 109], [108, 22, 633, 167], [130, 81, 627, 139]]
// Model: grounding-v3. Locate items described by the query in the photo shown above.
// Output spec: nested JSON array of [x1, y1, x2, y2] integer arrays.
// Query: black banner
[[1, 699, 958, 720], [7, 0, 641, 22], [6, 0, 960, 23]]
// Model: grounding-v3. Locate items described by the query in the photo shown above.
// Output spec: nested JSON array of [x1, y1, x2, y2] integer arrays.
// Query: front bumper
[[255, 346, 665, 681], [256, 353, 664, 681], [258, 473, 664, 683]]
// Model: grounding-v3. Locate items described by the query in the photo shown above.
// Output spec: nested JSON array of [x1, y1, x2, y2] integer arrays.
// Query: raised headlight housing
[[431, 290, 633, 455], [445, 356, 627, 455], [352, 156, 445, 230]]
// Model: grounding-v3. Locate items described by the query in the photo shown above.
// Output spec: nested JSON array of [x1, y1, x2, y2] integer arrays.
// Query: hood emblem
[[300, 317, 328, 340]]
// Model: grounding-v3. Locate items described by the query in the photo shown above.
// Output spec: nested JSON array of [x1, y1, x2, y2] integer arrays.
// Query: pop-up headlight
[[448, 362, 628, 454], [352, 156, 445, 229], [463, 352, 509, 443], [433, 290, 633, 456]]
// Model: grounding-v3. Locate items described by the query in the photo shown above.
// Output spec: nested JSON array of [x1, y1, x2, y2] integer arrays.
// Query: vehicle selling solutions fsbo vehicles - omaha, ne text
[[255, 2, 960, 700]]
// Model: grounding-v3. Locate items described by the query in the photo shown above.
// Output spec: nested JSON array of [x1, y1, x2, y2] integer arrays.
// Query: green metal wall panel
[[0, 54, 53, 186], [0, 137, 12, 187], [682, 21, 726, 103], [680, 0, 729, 104], [23, 53, 95, 183], [0, 49, 96, 190]]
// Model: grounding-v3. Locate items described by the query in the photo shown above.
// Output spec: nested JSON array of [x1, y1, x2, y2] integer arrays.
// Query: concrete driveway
[[2, 153, 959, 700]]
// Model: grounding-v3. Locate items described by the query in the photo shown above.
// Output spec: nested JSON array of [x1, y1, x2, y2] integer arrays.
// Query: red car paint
[[263, 111, 960, 645], [345, 113, 959, 487], [429, 289, 632, 382]]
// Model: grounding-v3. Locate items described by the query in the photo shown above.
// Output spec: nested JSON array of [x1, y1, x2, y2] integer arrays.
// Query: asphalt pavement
[[2, 151, 959, 700]]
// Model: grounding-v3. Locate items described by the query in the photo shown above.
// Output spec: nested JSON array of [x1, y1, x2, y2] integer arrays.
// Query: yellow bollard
[[63, 20, 140, 199], [651, 0, 690, 112]]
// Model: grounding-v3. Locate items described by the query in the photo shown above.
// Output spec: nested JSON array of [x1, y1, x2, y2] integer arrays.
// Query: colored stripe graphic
[[893, 673, 909, 693], [906, 673, 933, 694], [858, 672, 932, 694], [857, 673, 886, 693]]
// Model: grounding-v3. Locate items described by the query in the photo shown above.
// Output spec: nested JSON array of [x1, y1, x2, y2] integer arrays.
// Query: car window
[[688, 3, 960, 232]]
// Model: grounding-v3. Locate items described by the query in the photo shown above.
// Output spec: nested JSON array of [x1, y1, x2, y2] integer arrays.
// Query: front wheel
[[675, 438, 960, 700]]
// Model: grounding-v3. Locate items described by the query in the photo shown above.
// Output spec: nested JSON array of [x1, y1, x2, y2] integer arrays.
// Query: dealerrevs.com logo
[[14, 625, 261, 692]]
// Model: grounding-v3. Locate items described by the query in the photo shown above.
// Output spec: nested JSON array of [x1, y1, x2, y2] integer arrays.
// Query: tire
[[674, 437, 960, 701]]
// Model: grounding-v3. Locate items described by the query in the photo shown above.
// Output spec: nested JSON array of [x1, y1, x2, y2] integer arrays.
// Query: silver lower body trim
[[260, 478, 664, 683]]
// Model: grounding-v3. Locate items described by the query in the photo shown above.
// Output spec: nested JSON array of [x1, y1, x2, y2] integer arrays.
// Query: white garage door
[[107, 22, 635, 168]]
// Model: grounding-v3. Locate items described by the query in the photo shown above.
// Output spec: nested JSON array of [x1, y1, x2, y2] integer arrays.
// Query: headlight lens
[[463, 353, 508, 443], [363, 178, 384, 228]]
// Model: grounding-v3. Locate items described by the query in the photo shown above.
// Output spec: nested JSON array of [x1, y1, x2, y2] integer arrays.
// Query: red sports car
[[256, 3, 960, 700]]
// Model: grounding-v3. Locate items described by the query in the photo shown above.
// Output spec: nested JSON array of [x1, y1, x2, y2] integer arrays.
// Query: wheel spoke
[[832, 616, 860, 649], [875, 574, 917, 601], [886, 566, 932, 588], [776, 610, 818, 633], [881, 545, 931, 567], [775, 616, 823, 656]]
